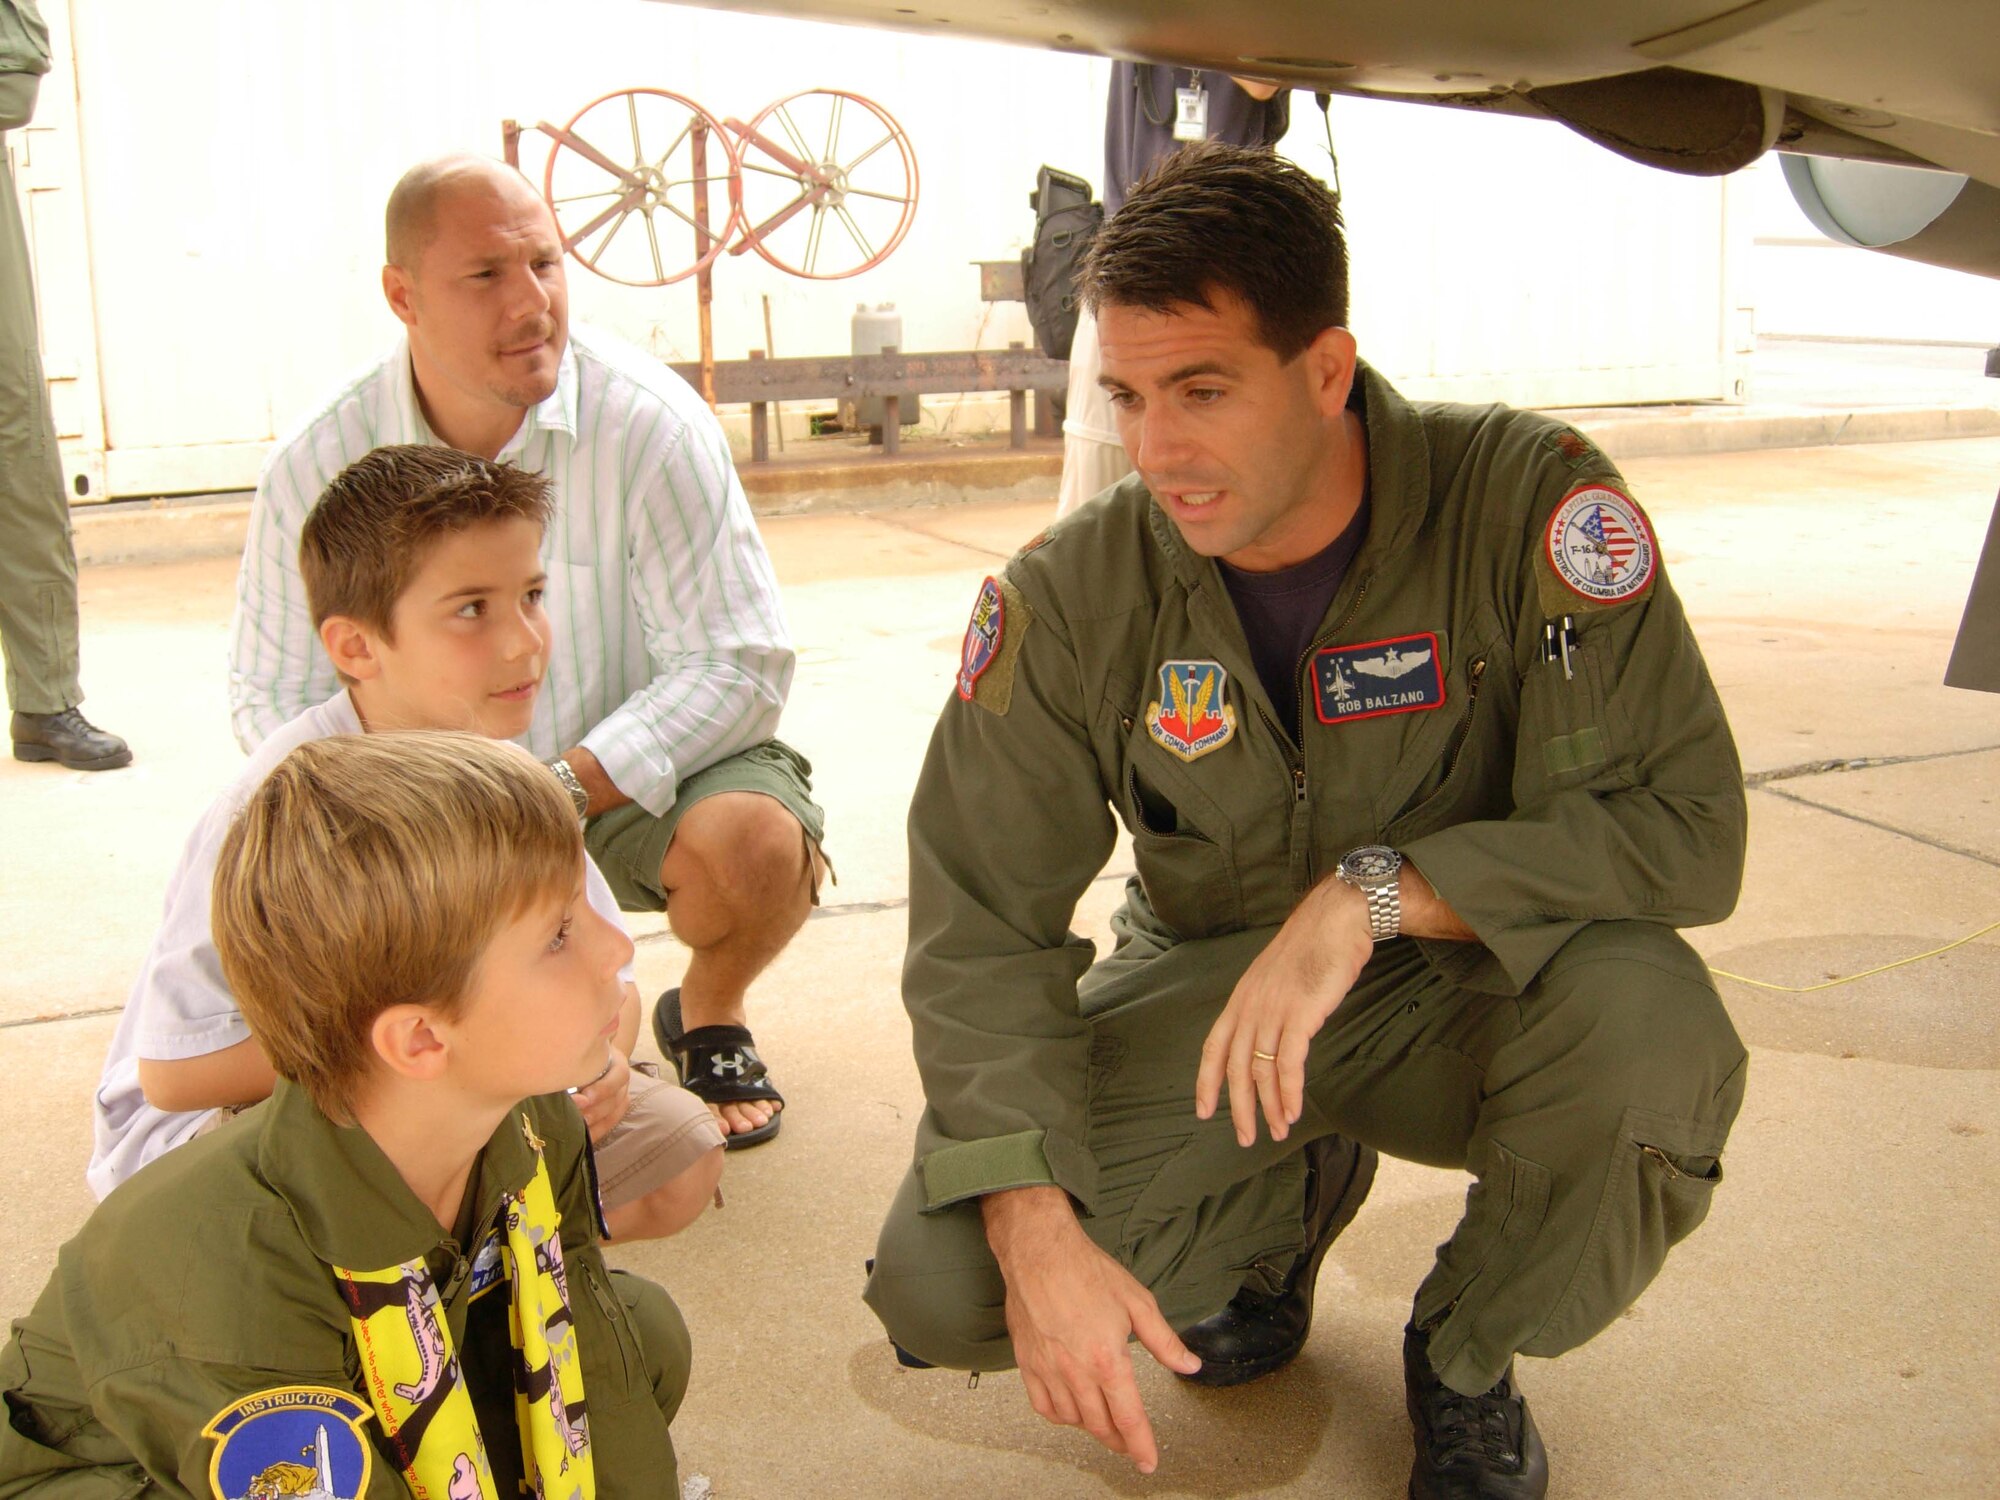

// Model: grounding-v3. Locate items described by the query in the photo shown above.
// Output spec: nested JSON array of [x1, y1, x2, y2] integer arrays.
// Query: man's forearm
[[981, 1184, 1082, 1268], [1397, 860, 1478, 942], [561, 745, 632, 817]]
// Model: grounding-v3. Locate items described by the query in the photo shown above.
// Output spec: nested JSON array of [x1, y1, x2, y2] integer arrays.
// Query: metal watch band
[[549, 757, 590, 821], [1363, 880, 1401, 943]]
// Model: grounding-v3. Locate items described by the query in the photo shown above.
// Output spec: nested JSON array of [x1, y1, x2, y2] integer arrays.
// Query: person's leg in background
[[0, 133, 127, 772]]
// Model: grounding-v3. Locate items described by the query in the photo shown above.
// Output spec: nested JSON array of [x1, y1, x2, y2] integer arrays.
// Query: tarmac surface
[[5, 433, 2000, 1497]]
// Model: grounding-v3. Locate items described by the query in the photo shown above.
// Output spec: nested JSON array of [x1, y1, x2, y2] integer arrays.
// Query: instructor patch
[[1312, 633, 1445, 724], [203, 1386, 373, 1500], [1147, 660, 1237, 761], [1545, 484, 1656, 606], [956, 575, 1033, 715]]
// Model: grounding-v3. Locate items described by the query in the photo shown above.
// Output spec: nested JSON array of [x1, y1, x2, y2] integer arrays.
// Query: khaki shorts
[[585, 738, 826, 913], [594, 1063, 727, 1210]]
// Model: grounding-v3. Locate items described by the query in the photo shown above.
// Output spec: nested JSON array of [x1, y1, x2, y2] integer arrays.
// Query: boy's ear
[[371, 1005, 449, 1084], [320, 614, 385, 682]]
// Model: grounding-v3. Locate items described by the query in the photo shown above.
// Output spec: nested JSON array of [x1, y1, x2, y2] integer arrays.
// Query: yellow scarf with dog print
[[334, 1125, 595, 1500]]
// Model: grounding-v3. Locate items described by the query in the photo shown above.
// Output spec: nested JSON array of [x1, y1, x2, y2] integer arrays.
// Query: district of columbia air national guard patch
[[202, 1386, 373, 1500], [957, 575, 1032, 715], [1542, 482, 1658, 612], [1312, 632, 1446, 724], [1147, 660, 1237, 762]]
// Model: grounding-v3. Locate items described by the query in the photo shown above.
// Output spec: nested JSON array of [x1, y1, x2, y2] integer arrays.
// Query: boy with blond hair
[[88, 445, 724, 1240], [3, 732, 693, 1495]]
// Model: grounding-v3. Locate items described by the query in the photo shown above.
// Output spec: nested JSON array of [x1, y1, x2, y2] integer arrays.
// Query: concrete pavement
[[4, 436, 1999, 1496]]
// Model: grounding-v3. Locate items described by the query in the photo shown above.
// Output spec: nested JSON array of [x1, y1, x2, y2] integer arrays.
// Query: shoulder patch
[[203, 1386, 374, 1500], [1016, 527, 1054, 559], [1540, 426, 1600, 470], [1539, 482, 1657, 613], [957, 575, 1033, 715]]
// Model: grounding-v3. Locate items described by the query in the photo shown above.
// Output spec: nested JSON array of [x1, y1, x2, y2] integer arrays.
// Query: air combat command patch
[[203, 1386, 373, 1500], [1147, 660, 1237, 761], [1313, 633, 1445, 724], [1544, 483, 1657, 608]]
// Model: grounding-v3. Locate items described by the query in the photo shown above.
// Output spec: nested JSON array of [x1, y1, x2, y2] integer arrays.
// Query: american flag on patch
[[1581, 504, 1638, 569]]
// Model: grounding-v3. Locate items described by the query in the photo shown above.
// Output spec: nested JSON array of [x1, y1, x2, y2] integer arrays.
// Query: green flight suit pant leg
[[866, 920, 1745, 1399], [611, 1269, 691, 1495], [0, 141, 83, 716]]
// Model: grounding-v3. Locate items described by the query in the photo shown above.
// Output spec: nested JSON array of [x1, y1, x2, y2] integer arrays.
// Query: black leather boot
[[1404, 1320, 1549, 1499], [1175, 1131, 1377, 1387], [11, 708, 132, 771]]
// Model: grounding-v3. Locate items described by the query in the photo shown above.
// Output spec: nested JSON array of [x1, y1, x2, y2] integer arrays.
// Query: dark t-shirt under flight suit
[[866, 361, 1750, 1398]]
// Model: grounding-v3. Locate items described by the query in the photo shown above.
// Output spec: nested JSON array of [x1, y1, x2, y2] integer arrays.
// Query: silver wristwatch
[[1336, 844, 1403, 942], [548, 757, 590, 822]]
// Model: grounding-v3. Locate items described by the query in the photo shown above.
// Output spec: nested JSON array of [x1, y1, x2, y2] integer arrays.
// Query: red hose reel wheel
[[728, 88, 919, 279], [542, 87, 742, 287]]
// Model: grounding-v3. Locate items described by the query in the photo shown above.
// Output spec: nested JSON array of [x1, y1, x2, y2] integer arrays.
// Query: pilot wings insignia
[[1146, 660, 1236, 762], [1351, 646, 1432, 680]]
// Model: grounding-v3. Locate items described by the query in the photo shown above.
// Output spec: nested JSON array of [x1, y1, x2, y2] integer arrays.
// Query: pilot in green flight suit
[[864, 143, 1747, 1500]]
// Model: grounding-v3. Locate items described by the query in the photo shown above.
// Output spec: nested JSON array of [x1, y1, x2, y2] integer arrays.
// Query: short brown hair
[[300, 444, 553, 639], [1081, 141, 1349, 361], [211, 731, 580, 1120]]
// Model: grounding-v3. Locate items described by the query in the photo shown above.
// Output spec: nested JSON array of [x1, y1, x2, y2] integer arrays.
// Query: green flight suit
[[0, 1083, 689, 1498], [865, 363, 1749, 1398], [0, 0, 84, 715]]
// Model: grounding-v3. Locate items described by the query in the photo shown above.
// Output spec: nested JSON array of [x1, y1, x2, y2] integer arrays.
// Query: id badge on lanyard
[[1173, 71, 1209, 141]]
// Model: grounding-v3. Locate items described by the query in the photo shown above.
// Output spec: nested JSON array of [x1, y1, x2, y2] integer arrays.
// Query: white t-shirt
[[87, 691, 637, 1199]]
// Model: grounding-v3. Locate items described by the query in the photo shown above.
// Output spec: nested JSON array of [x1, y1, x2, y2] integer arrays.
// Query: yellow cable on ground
[[1710, 918, 2000, 993]]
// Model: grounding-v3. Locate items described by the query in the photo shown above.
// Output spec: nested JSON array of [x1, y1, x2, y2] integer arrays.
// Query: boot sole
[[1178, 1140, 1379, 1388], [12, 743, 133, 771]]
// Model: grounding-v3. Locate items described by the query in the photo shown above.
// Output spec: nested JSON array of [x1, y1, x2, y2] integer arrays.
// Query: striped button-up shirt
[[227, 323, 794, 815]]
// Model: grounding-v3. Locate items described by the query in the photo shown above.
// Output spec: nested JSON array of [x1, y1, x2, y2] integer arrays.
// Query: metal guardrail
[[668, 343, 1067, 460]]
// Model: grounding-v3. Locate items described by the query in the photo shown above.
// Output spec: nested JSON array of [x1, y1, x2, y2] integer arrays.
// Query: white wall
[[41, 0, 1745, 496], [1740, 154, 2000, 343]]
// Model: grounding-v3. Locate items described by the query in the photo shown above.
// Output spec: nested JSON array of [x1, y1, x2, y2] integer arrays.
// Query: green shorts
[[584, 738, 825, 913]]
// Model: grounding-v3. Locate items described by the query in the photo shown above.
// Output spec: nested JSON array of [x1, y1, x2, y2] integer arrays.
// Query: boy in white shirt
[[89, 445, 724, 1240]]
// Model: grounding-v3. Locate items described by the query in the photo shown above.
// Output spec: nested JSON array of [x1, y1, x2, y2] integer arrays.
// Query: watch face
[[1345, 846, 1399, 881]]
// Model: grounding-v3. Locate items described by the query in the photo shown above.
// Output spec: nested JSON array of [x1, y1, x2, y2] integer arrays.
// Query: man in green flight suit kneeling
[[865, 143, 1748, 1499]]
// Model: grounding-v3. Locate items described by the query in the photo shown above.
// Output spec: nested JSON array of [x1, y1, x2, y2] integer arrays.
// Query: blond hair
[[211, 731, 580, 1120], [300, 444, 554, 640]]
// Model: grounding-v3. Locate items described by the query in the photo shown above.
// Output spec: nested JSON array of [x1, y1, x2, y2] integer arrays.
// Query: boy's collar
[[257, 1079, 543, 1270]]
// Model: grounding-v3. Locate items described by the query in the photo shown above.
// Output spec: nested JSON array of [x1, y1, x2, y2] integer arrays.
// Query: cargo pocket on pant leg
[[1528, 1104, 1729, 1357], [1413, 1139, 1552, 1392]]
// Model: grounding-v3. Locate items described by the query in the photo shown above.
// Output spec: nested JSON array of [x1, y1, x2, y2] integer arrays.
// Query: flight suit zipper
[[1271, 575, 1372, 892]]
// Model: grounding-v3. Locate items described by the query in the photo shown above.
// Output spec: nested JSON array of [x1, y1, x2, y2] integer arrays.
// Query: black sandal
[[651, 988, 784, 1150]]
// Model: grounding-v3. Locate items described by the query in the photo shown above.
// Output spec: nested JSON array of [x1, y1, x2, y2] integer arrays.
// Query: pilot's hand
[[572, 1049, 633, 1143], [1196, 877, 1373, 1145], [983, 1187, 1201, 1474]]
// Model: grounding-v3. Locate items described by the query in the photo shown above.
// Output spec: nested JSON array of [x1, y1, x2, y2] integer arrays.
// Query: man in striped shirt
[[228, 155, 821, 1147]]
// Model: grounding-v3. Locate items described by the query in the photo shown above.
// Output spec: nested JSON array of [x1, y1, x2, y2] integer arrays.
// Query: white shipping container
[[20, 0, 1746, 501]]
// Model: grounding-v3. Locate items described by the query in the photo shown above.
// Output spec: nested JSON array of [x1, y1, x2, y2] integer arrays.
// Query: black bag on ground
[[1021, 165, 1102, 362]]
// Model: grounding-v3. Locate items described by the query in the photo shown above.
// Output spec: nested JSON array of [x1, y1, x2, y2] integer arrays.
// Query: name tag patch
[[1313, 633, 1445, 724]]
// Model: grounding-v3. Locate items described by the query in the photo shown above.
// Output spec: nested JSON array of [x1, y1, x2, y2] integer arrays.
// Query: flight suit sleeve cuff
[[1403, 836, 1587, 996], [916, 1129, 1099, 1214]]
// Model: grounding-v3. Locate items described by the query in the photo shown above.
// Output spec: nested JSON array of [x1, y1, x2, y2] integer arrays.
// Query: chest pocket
[[1111, 696, 1246, 942], [1382, 617, 1516, 843]]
